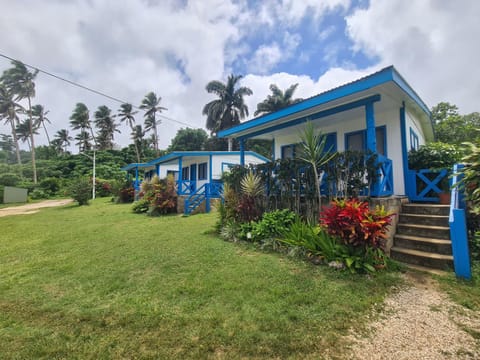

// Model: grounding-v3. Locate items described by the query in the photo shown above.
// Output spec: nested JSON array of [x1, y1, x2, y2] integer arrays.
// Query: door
[[190, 164, 197, 191]]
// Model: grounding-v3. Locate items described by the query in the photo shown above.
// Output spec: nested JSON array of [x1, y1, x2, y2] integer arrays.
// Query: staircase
[[183, 185, 207, 216], [391, 203, 453, 271]]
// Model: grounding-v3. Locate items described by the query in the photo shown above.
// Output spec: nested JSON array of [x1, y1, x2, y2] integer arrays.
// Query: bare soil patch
[[0, 199, 74, 217]]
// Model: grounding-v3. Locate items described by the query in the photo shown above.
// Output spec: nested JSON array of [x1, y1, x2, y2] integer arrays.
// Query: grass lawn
[[0, 199, 400, 359]]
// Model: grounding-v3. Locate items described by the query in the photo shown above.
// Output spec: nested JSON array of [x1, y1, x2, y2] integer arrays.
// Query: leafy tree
[[118, 103, 140, 163], [168, 128, 208, 151], [94, 105, 119, 150], [431, 102, 480, 144], [70, 103, 95, 149], [254, 83, 302, 116], [0, 84, 23, 164], [1, 60, 39, 182], [202, 74, 252, 138], [31, 104, 51, 145], [140, 92, 166, 156]]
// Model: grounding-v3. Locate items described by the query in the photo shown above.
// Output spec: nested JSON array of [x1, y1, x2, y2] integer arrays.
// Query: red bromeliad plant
[[319, 198, 394, 250]]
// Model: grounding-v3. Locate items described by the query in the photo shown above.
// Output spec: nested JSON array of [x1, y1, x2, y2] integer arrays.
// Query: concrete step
[[396, 223, 450, 240], [402, 263, 449, 276], [402, 203, 450, 216], [398, 213, 449, 227], [394, 234, 452, 255], [390, 247, 453, 270]]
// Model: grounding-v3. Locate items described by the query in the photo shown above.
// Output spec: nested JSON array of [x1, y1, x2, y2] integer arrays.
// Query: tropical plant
[[298, 121, 336, 211], [254, 83, 302, 116], [140, 92, 166, 156], [31, 104, 51, 145], [68, 177, 91, 205], [118, 103, 140, 163], [236, 171, 264, 222], [202, 74, 252, 144], [246, 209, 297, 242], [167, 128, 208, 152], [408, 142, 462, 171], [0, 82, 23, 165], [70, 103, 95, 149], [1, 60, 39, 182], [74, 130, 92, 152], [319, 198, 394, 250], [16, 119, 36, 150], [54, 129, 73, 154], [94, 105, 119, 150]]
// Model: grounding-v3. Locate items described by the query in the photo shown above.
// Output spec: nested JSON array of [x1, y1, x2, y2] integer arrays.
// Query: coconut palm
[[140, 92, 166, 156], [94, 105, 119, 150], [1, 60, 39, 181], [31, 104, 51, 145], [118, 103, 140, 163], [0, 84, 23, 164], [16, 119, 39, 151], [254, 83, 303, 116], [54, 129, 73, 154], [70, 102, 95, 148], [202, 74, 252, 136], [74, 130, 92, 153]]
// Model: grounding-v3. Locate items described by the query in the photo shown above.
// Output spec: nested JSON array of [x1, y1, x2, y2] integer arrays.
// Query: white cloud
[[345, 0, 480, 113]]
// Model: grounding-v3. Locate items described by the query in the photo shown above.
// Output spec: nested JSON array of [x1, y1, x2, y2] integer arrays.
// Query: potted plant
[[438, 174, 451, 205]]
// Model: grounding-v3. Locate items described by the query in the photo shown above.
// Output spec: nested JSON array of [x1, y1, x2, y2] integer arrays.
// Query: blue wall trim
[[237, 94, 381, 141], [365, 102, 377, 153], [145, 151, 269, 166], [209, 154, 213, 183]]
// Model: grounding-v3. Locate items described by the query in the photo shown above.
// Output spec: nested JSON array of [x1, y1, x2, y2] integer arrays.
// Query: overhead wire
[[0, 52, 193, 128]]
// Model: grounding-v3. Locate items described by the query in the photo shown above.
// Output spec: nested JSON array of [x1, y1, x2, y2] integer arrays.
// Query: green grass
[[0, 199, 400, 359], [437, 262, 480, 311]]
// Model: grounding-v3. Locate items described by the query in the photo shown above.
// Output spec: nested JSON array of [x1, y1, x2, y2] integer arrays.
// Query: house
[[218, 65, 434, 200], [122, 151, 269, 214]]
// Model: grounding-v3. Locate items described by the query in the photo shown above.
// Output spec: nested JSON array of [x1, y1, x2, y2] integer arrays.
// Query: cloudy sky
[[1, 0, 479, 152]]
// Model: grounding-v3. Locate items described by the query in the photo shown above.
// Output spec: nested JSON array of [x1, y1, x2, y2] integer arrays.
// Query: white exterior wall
[[157, 164, 178, 179], [272, 104, 428, 196], [211, 154, 266, 179]]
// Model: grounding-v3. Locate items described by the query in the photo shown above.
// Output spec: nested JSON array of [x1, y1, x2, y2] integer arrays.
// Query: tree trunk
[[43, 123, 51, 145], [153, 114, 159, 157], [9, 117, 22, 165], [28, 96, 37, 183]]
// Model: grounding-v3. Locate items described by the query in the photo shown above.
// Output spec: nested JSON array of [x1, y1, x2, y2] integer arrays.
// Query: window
[[281, 144, 296, 159], [324, 132, 337, 153], [198, 162, 208, 180], [181, 166, 189, 180], [410, 128, 419, 151], [345, 126, 386, 155]]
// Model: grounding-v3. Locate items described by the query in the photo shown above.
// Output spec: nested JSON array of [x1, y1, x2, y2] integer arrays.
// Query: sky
[[0, 0, 479, 152]]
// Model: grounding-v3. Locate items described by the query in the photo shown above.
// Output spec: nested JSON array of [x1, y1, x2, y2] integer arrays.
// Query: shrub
[[39, 177, 61, 196], [132, 198, 150, 214], [247, 209, 296, 242], [68, 177, 91, 206], [95, 178, 113, 197], [119, 187, 135, 203], [30, 188, 49, 200], [236, 171, 264, 222], [408, 142, 462, 171], [319, 198, 394, 250], [0, 173, 21, 187]]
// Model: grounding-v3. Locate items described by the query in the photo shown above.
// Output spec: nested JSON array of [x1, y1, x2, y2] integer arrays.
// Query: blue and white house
[[218, 65, 433, 199], [122, 151, 269, 215]]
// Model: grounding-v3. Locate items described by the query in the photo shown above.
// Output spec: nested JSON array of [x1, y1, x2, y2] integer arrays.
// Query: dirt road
[[0, 199, 74, 217]]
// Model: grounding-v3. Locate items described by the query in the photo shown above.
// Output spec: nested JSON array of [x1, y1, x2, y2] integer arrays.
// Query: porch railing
[[449, 164, 471, 279], [370, 155, 393, 197], [405, 168, 448, 202], [178, 180, 196, 195]]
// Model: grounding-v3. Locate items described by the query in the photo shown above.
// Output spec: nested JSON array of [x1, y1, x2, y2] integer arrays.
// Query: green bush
[[132, 198, 150, 214], [0, 185, 3, 203], [243, 209, 296, 242], [40, 177, 61, 196], [0, 173, 21, 186], [408, 142, 462, 171], [30, 188, 49, 200], [68, 178, 91, 206]]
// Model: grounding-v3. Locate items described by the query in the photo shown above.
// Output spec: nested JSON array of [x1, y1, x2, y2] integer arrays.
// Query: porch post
[[178, 157, 183, 195], [239, 139, 245, 166], [365, 102, 376, 154], [400, 102, 410, 197], [156, 164, 160, 177]]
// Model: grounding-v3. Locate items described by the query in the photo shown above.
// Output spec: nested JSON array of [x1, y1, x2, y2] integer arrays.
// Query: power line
[[0, 52, 194, 128]]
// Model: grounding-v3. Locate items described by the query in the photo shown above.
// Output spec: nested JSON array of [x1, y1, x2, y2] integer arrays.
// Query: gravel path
[[0, 199, 74, 217], [347, 272, 480, 359]]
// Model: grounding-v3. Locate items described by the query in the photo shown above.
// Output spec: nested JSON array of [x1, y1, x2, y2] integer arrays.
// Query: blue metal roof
[[120, 163, 150, 171], [218, 65, 431, 138]]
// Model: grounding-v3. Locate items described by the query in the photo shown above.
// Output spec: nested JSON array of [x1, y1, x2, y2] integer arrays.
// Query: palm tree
[[0, 84, 23, 165], [118, 103, 140, 163], [70, 103, 95, 148], [31, 104, 51, 145], [254, 83, 303, 116], [54, 129, 73, 154], [16, 119, 38, 150], [74, 130, 92, 153], [140, 92, 167, 156], [94, 105, 118, 150], [202, 74, 253, 136], [1, 60, 39, 182], [131, 124, 146, 162]]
